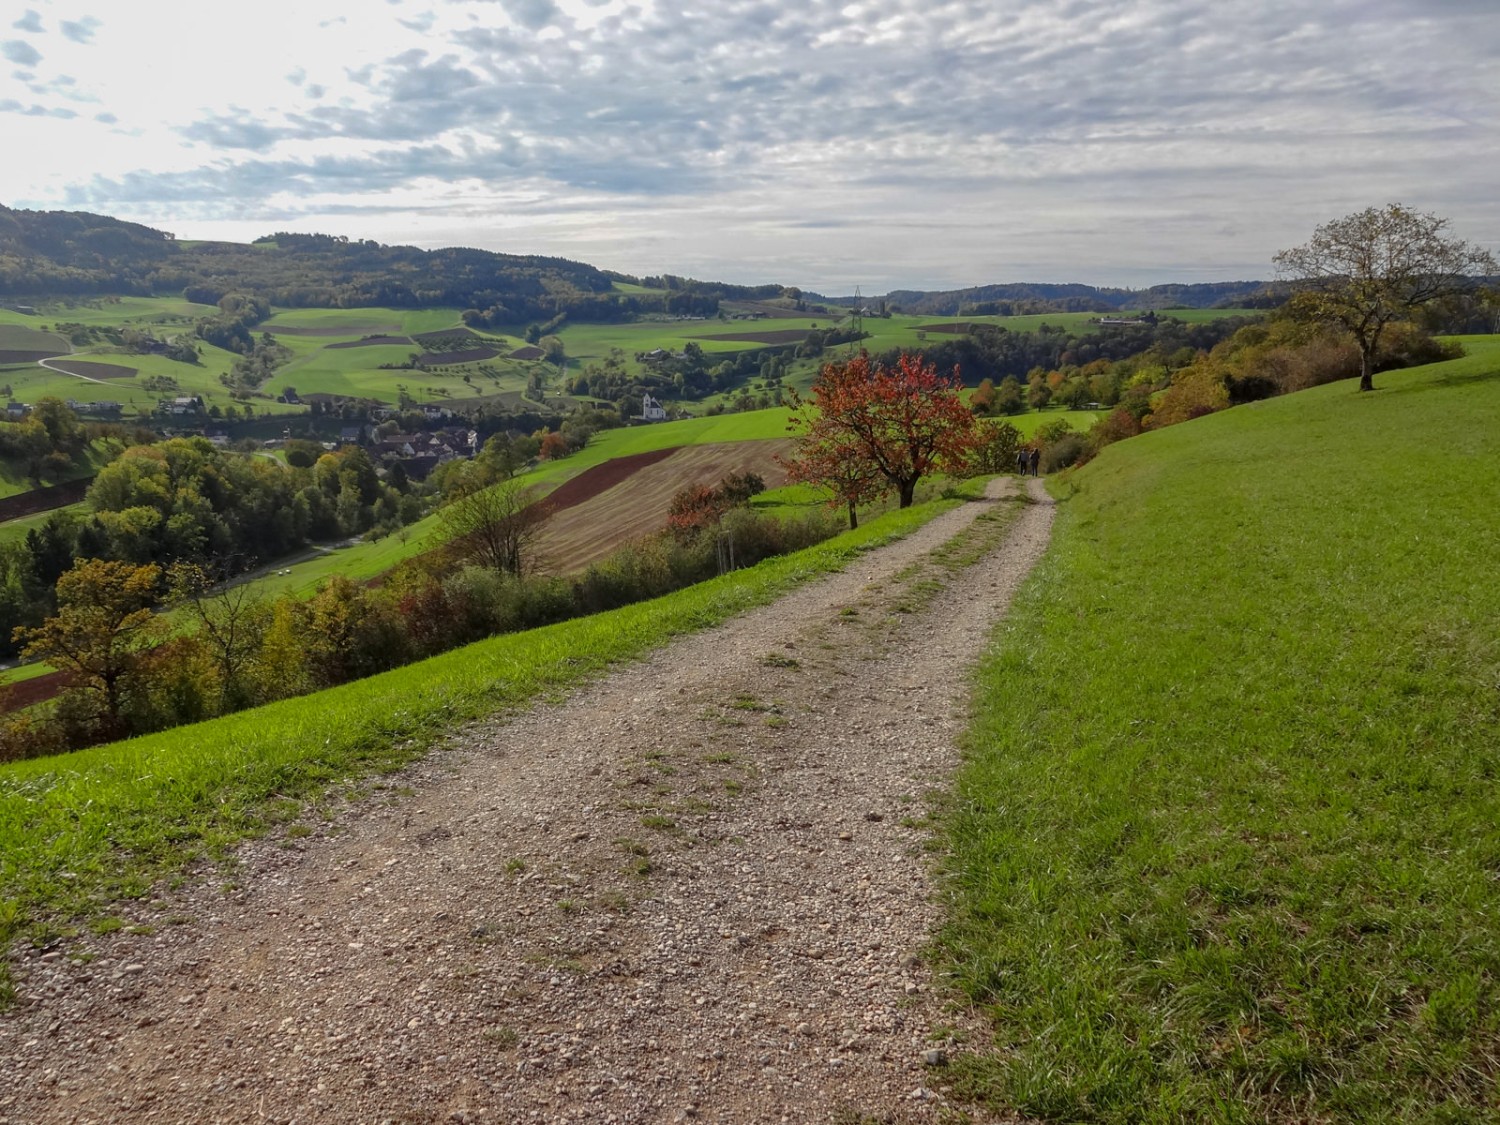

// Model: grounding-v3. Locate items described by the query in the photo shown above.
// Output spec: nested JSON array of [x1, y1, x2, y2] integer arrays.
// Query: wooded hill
[[2, 204, 1283, 326], [818, 279, 1280, 316], [0, 206, 623, 322]]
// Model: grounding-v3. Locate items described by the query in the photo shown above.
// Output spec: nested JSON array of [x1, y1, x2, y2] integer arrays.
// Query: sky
[[1, 0, 1497, 294]]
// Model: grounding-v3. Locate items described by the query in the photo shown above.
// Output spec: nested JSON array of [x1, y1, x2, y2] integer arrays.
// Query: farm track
[[0, 478, 1054, 1125]]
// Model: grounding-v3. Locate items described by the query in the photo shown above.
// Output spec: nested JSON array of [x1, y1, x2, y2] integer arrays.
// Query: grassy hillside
[[942, 339, 1500, 1122]]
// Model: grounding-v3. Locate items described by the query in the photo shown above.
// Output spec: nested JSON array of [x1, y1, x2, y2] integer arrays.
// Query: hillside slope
[[944, 338, 1500, 1122]]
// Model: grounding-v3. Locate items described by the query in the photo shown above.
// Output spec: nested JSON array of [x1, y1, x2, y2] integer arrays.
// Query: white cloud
[[2, 0, 1498, 290]]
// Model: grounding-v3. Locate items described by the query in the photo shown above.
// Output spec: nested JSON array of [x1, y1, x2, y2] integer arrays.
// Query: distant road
[[37, 355, 111, 385]]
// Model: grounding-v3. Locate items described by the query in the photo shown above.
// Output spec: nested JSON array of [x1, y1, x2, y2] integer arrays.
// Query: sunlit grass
[[941, 339, 1500, 1123]]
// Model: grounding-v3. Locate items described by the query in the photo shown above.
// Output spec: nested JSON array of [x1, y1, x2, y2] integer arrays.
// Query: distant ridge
[[808, 279, 1281, 315]]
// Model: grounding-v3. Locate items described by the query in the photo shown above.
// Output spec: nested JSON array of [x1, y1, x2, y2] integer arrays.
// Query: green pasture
[[1, 297, 214, 328], [0, 490, 971, 1001], [942, 337, 1500, 1122], [0, 502, 87, 547], [0, 324, 69, 358], [258, 306, 468, 335]]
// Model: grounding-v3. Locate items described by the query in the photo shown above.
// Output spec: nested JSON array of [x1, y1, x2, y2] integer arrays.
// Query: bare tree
[[1274, 204, 1497, 392], [438, 477, 549, 577], [168, 561, 268, 711]]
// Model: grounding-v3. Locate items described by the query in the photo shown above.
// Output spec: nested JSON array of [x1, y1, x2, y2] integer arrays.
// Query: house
[[641, 393, 668, 422], [161, 396, 204, 416], [5, 402, 30, 421]]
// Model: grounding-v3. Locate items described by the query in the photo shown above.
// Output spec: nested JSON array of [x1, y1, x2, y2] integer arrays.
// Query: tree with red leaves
[[782, 351, 980, 521]]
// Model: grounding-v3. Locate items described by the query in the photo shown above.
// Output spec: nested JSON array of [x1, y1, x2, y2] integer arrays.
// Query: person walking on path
[[1028, 447, 1041, 476]]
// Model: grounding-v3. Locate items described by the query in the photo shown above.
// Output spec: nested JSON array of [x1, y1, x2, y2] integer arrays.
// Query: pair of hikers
[[1015, 447, 1041, 477]]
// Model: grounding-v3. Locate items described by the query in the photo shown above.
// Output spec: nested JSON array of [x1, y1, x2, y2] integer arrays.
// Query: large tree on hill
[[783, 351, 981, 513], [1274, 204, 1496, 392]]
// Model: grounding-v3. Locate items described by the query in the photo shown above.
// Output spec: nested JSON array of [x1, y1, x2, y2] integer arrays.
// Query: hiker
[[1016, 447, 1028, 475], [1029, 447, 1041, 476]]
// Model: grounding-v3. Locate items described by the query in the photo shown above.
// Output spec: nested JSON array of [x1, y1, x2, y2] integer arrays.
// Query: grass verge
[[0, 490, 968, 1001], [939, 341, 1500, 1122]]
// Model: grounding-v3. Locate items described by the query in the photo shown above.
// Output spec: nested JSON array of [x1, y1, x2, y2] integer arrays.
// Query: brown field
[[688, 329, 807, 345], [508, 346, 545, 360], [410, 327, 484, 348], [264, 325, 400, 337], [0, 350, 63, 365], [44, 359, 137, 379], [325, 336, 412, 349], [418, 348, 500, 366], [535, 439, 794, 574], [0, 669, 73, 713], [0, 477, 93, 522]]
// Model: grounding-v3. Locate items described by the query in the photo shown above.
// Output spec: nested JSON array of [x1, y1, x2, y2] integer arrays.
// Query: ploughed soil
[[0, 350, 65, 365], [263, 325, 401, 337], [324, 336, 413, 349], [0, 476, 93, 521], [509, 346, 546, 360], [410, 328, 487, 348], [0, 668, 72, 712], [0, 477, 1053, 1125], [535, 440, 795, 574], [534, 448, 679, 517], [418, 348, 501, 366], [40, 359, 137, 379]]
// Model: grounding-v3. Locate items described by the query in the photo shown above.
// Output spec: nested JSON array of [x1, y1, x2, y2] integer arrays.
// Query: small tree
[[439, 478, 548, 577], [168, 562, 268, 712], [13, 559, 165, 736], [1274, 204, 1497, 391], [783, 351, 980, 510]]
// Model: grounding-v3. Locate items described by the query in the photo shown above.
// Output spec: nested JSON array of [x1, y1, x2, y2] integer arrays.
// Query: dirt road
[[0, 478, 1053, 1124]]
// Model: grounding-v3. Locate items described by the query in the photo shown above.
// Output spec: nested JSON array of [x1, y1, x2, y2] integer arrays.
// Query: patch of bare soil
[[0, 477, 93, 522], [0, 479, 1053, 1125], [536, 440, 795, 574], [0, 350, 62, 365], [324, 336, 413, 350], [418, 348, 500, 366]]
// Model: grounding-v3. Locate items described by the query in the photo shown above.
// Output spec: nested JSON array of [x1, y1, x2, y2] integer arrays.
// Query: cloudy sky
[[2, 0, 1496, 293]]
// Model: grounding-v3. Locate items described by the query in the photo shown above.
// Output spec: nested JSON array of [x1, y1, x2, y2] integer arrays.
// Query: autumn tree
[[439, 477, 548, 577], [1274, 204, 1497, 391], [13, 559, 165, 736], [783, 351, 981, 513]]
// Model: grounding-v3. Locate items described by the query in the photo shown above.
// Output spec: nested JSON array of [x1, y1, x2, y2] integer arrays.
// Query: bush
[[1041, 434, 1087, 473]]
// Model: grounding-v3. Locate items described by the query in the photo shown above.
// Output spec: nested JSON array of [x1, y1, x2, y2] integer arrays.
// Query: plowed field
[[325, 336, 412, 349], [0, 351, 62, 365], [535, 438, 794, 573], [417, 348, 498, 365]]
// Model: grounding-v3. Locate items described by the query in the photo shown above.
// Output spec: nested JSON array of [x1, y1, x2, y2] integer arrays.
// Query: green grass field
[[941, 338, 1500, 1122], [0, 490, 972, 1003]]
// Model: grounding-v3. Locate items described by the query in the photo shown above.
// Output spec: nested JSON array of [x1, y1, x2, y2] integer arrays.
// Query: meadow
[[0, 489, 974, 1004], [942, 338, 1500, 1122]]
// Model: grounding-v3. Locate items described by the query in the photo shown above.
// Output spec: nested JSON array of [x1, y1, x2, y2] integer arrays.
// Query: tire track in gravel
[[0, 478, 1054, 1125]]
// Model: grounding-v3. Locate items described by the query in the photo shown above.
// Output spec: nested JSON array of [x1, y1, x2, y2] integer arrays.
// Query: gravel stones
[[0, 479, 1053, 1124]]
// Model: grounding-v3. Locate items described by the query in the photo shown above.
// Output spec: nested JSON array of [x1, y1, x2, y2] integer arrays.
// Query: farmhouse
[[5, 402, 31, 420]]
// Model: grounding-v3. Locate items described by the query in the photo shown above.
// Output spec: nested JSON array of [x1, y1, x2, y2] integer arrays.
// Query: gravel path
[[0, 478, 1054, 1125]]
